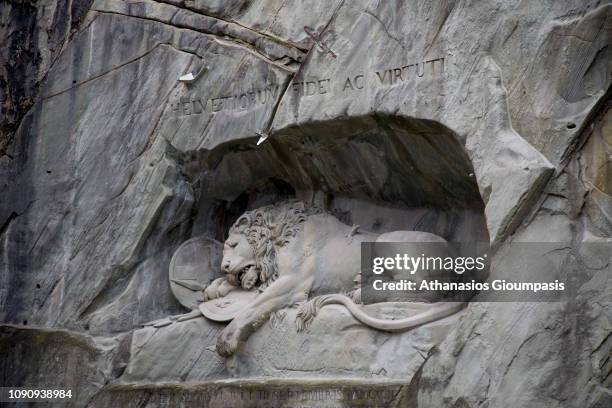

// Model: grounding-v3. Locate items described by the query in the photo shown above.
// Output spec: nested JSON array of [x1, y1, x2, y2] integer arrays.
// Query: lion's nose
[[222, 261, 230, 272]]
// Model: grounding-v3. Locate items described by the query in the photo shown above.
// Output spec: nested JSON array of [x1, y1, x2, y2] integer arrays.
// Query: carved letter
[[193, 98, 205, 114], [247, 91, 256, 106], [268, 84, 280, 99], [375, 70, 390, 84], [417, 62, 425, 77], [211, 98, 222, 112], [256, 89, 267, 104], [393, 68, 403, 83], [228, 95, 237, 111], [306, 81, 318, 96], [239, 94, 249, 109], [355, 74, 365, 89], [343, 77, 354, 91], [401, 64, 414, 78], [182, 100, 192, 115], [426, 59, 440, 76], [292, 82, 303, 94], [318, 79, 330, 94]]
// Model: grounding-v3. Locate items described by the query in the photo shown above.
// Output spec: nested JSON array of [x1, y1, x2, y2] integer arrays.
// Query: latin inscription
[[171, 83, 280, 117], [292, 58, 446, 97], [375, 57, 445, 84], [294, 56, 446, 98], [117, 385, 404, 407], [171, 57, 446, 117], [291, 78, 332, 96]]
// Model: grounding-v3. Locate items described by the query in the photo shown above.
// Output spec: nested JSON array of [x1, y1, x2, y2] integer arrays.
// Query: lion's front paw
[[203, 285, 218, 301], [204, 277, 231, 300], [216, 324, 240, 357]]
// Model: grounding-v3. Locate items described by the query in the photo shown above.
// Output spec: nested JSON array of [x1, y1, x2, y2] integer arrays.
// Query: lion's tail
[[296, 294, 465, 332]]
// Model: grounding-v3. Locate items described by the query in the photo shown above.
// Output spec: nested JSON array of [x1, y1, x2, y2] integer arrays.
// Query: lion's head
[[221, 201, 320, 289]]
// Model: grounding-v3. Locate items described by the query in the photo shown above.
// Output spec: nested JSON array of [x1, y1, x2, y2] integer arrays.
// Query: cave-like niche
[[188, 114, 489, 244]]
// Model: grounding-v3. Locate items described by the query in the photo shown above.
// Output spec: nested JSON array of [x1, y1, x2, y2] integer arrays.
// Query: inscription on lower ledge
[[92, 384, 408, 408]]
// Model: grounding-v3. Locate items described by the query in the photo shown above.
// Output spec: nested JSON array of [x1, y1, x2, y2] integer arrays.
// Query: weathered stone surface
[[269, 5, 564, 241], [120, 317, 227, 383], [156, 0, 344, 50], [90, 0, 305, 66], [0, 0, 610, 407], [417, 107, 612, 408], [1, 8, 294, 334], [0, 0, 94, 157], [118, 303, 461, 384], [228, 304, 462, 380], [3, 0, 606, 332], [0, 325, 129, 406]]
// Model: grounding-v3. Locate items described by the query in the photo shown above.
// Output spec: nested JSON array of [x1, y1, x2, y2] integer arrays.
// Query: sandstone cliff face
[[0, 1, 610, 407]]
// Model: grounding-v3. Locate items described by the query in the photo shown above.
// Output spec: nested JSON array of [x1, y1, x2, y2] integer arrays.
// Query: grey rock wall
[[0, 0, 94, 157], [0, 1, 610, 407]]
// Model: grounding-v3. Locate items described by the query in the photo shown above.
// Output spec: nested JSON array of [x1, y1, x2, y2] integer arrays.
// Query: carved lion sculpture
[[208, 200, 465, 356]]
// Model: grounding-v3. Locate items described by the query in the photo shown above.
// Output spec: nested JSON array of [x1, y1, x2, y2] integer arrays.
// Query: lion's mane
[[228, 201, 321, 288]]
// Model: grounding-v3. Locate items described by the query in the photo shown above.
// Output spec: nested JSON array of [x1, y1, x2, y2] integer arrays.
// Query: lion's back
[[297, 213, 375, 295]]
